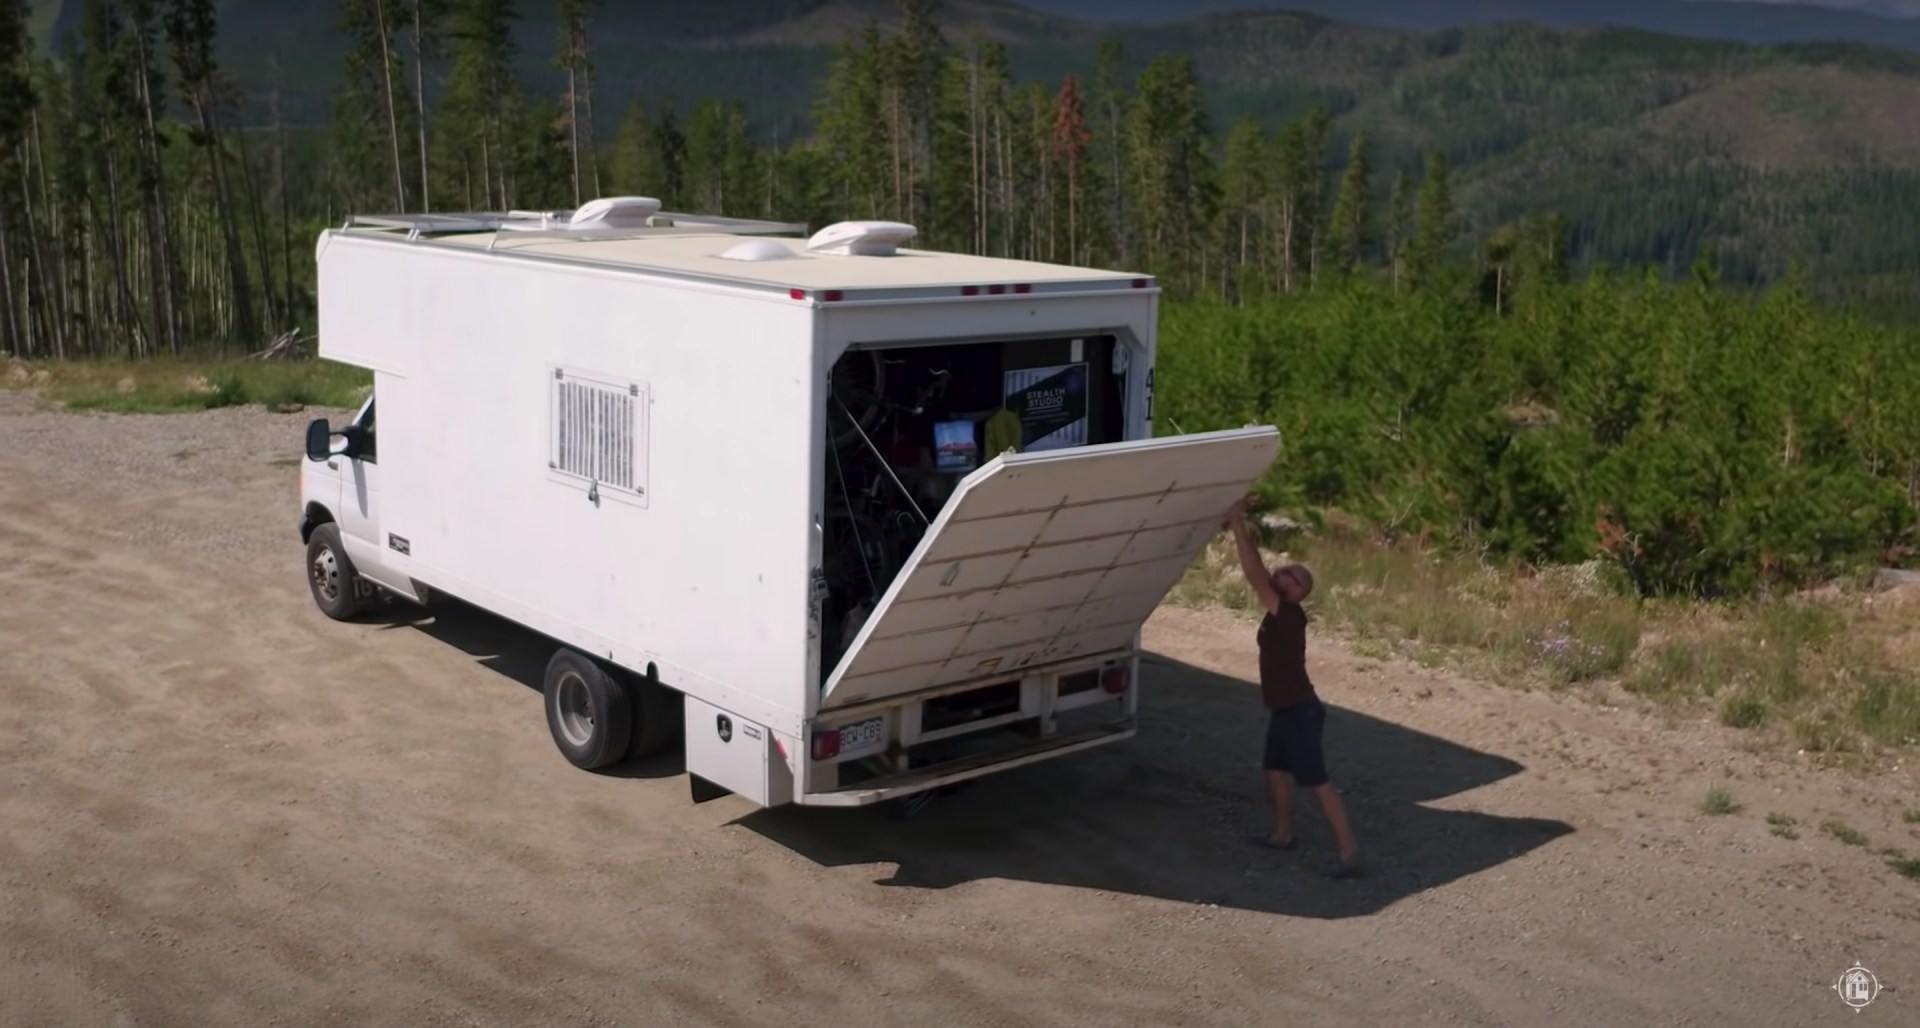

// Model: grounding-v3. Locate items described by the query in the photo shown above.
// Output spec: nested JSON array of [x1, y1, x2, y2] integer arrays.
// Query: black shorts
[[1262, 697, 1329, 787]]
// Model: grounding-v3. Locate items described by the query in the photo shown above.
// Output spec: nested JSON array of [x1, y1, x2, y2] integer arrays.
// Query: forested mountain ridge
[[1018, 0, 1920, 47], [12, 0, 1920, 316]]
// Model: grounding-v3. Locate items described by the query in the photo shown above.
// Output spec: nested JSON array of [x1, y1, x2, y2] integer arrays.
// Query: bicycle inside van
[[819, 334, 1134, 678]]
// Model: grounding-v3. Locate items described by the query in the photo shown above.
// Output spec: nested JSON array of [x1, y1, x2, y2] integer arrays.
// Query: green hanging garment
[[984, 408, 1022, 458]]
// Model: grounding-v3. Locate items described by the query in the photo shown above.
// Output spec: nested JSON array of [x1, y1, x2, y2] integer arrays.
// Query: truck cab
[[299, 392, 411, 619]]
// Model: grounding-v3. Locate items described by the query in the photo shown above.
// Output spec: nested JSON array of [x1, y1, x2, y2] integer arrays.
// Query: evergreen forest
[[2, 0, 1919, 599]]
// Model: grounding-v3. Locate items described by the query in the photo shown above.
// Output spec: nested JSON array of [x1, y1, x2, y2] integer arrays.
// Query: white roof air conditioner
[[568, 196, 663, 229], [806, 220, 917, 257]]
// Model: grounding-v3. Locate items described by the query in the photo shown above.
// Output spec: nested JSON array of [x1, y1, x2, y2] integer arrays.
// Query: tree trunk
[[969, 56, 981, 255], [411, 3, 431, 212], [272, 51, 293, 321], [232, 124, 278, 330], [566, 57, 580, 206], [28, 108, 66, 358], [581, 63, 602, 200], [373, 0, 407, 211], [131, 24, 181, 356], [99, 141, 145, 356], [0, 200, 18, 355], [195, 94, 259, 350]]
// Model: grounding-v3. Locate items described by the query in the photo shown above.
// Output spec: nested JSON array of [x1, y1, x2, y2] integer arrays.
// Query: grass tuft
[[1170, 520, 1920, 756], [5, 357, 371, 413], [1700, 784, 1739, 816], [1766, 812, 1800, 839], [1822, 820, 1868, 847]]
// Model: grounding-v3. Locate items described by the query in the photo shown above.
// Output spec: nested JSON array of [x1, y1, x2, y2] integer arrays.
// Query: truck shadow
[[377, 595, 1573, 917], [733, 652, 1574, 920], [370, 594, 683, 780]]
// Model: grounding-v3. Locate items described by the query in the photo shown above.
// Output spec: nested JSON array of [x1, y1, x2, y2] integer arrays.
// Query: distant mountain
[[1012, 0, 1920, 47]]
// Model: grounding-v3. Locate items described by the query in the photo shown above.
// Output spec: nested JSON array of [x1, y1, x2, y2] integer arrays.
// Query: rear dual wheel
[[542, 649, 680, 771]]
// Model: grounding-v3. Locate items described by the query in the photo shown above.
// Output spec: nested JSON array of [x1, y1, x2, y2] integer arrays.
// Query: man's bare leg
[[1310, 783, 1358, 861], [1265, 770, 1295, 843]]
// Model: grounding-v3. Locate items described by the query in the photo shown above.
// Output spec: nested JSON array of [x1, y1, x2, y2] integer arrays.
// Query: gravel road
[[1, 390, 1914, 1027]]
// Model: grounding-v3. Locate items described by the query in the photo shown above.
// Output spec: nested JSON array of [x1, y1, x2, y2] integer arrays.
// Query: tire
[[543, 648, 633, 771], [305, 522, 366, 621]]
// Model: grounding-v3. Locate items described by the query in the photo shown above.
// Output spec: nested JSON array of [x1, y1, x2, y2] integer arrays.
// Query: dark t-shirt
[[1256, 603, 1316, 710]]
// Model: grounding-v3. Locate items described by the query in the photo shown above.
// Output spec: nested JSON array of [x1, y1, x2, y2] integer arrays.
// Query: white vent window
[[549, 366, 649, 507]]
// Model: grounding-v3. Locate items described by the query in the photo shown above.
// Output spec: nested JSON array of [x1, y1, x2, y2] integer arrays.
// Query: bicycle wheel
[[828, 349, 886, 450], [822, 504, 895, 606]]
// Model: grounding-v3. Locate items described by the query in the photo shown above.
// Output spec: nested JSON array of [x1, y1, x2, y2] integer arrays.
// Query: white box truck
[[297, 196, 1280, 811]]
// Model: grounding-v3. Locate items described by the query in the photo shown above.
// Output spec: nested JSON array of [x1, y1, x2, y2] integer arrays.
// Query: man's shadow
[[381, 597, 1572, 917]]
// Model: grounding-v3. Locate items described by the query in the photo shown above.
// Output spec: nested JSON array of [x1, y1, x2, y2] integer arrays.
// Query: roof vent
[[568, 196, 663, 229], [718, 239, 799, 262], [806, 220, 917, 257]]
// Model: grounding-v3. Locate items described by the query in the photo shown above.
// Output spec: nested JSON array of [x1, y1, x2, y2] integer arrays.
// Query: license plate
[[838, 716, 885, 752]]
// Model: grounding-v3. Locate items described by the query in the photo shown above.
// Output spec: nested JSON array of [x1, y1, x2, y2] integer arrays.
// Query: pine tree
[[814, 25, 889, 221], [1092, 37, 1127, 267], [653, 101, 687, 210], [1049, 73, 1091, 266], [1409, 151, 1456, 288], [1219, 116, 1266, 296], [0, 0, 30, 355], [606, 98, 661, 197], [406, 0, 448, 212], [335, 0, 415, 213], [1385, 169, 1413, 291], [435, 0, 522, 210], [1326, 130, 1373, 279], [553, 0, 601, 207], [887, 0, 944, 229], [79, 0, 146, 351], [1293, 106, 1332, 287], [1125, 53, 1212, 293]]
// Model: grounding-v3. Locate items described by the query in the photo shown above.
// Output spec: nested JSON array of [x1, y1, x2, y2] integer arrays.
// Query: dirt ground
[[1, 391, 1915, 1028]]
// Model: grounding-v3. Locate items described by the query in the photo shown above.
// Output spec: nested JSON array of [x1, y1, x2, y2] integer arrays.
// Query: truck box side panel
[[317, 235, 818, 734]]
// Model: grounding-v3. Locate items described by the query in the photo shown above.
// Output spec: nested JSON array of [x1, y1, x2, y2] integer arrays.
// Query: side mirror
[[305, 418, 333, 462]]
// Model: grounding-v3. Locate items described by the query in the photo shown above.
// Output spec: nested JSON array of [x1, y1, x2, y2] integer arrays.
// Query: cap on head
[[1272, 562, 1314, 603]]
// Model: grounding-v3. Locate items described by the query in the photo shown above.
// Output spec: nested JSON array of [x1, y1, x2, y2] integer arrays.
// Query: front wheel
[[305, 522, 367, 621], [543, 649, 634, 771]]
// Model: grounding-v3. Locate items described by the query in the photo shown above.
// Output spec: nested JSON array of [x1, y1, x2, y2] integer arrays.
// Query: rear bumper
[[796, 720, 1135, 807]]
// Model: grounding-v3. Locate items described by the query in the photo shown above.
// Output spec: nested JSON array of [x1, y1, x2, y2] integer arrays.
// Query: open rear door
[[821, 426, 1282, 710]]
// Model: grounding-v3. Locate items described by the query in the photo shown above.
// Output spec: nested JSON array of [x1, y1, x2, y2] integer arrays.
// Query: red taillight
[[961, 285, 980, 296], [811, 730, 841, 762], [988, 284, 1005, 295], [822, 290, 843, 302], [1131, 278, 1147, 289], [1101, 666, 1129, 694], [1013, 283, 1031, 294], [789, 288, 805, 300]]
